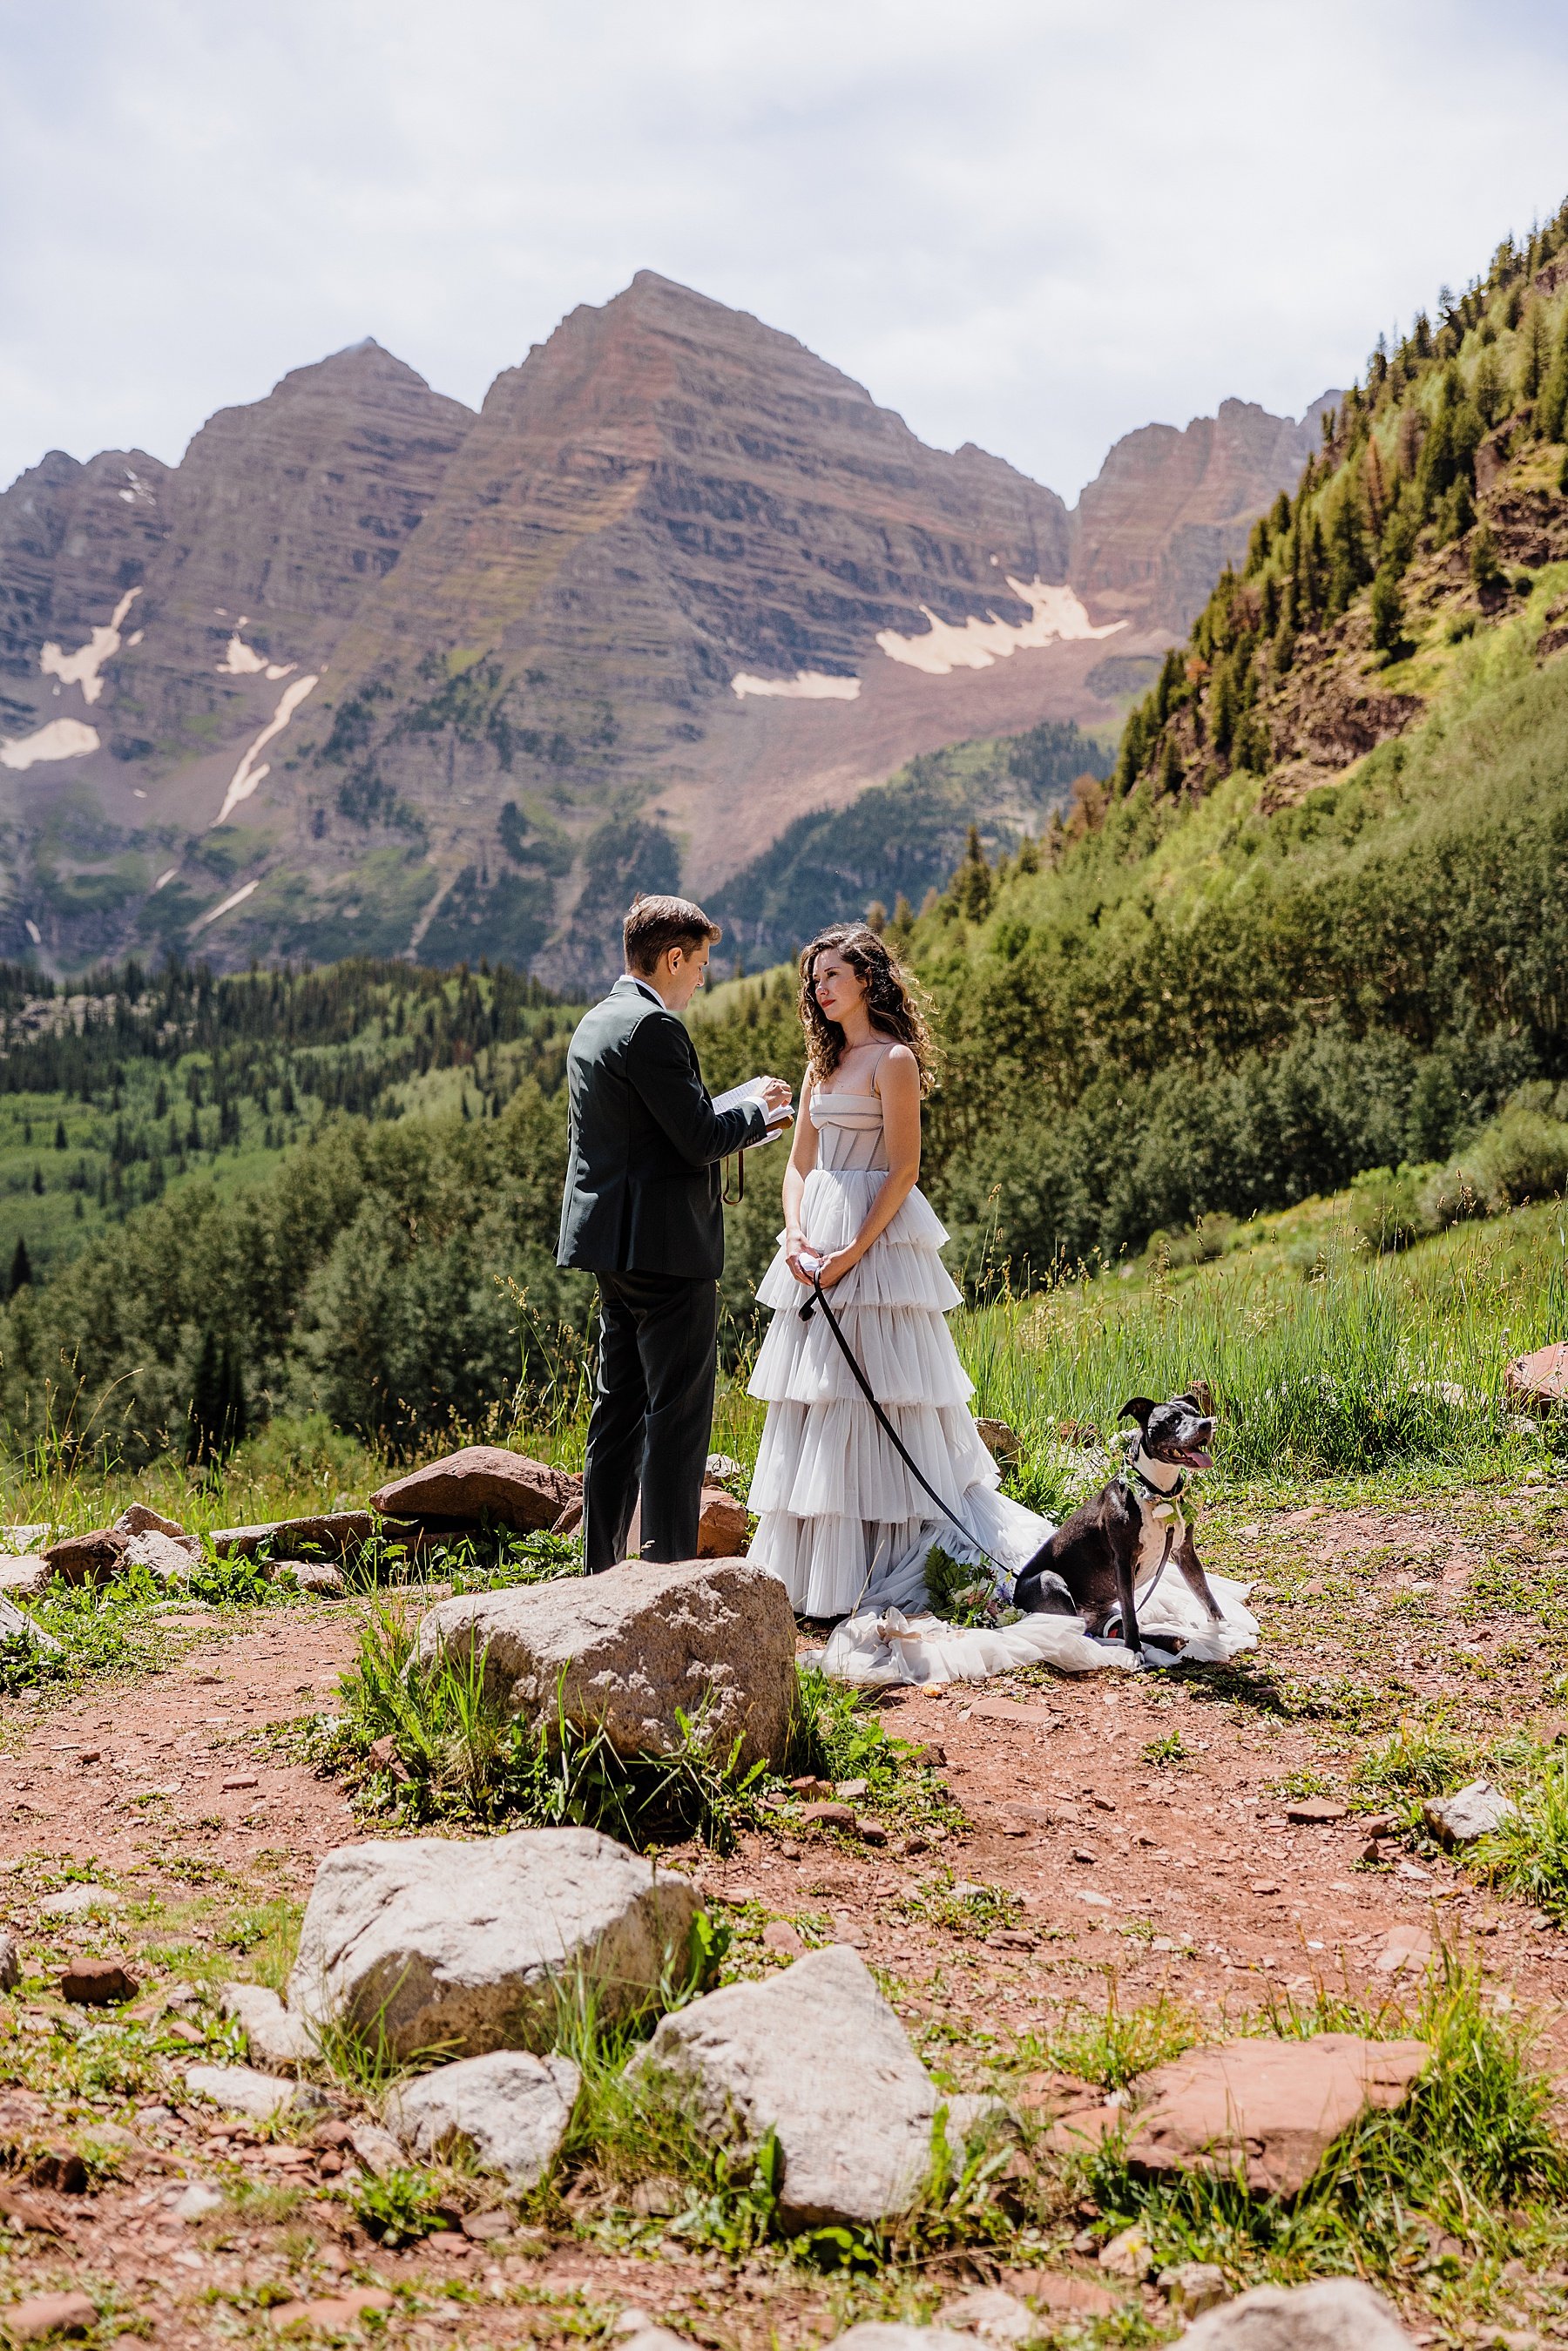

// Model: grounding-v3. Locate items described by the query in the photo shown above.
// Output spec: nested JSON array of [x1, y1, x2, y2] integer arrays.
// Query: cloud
[[3, 0, 1567, 499]]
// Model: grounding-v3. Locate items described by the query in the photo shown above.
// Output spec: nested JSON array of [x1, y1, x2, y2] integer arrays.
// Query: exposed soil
[[3, 1483, 1568, 2345]]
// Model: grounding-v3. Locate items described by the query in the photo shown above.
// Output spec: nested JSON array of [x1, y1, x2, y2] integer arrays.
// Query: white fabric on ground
[[805, 1571, 1260, 1685]]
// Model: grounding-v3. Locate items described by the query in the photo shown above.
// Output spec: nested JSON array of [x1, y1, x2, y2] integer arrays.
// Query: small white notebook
[[712, 1076, 791, 1140]]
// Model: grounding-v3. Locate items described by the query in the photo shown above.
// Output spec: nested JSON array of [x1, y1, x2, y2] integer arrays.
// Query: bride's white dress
[[745, 1076, 1261, 1683], [746, 1078, 1044, 1619]]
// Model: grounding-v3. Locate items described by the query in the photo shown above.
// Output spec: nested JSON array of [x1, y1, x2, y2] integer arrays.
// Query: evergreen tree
[[1518, 300, 1551, 406], [954, 827, 994, 922], [53, 1118, 66, 1150], [8, 1238, 31, 1296], [1369, 566, 1405, 656]]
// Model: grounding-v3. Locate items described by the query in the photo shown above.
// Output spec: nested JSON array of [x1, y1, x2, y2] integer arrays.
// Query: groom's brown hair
[[623, 894, 720, 975]]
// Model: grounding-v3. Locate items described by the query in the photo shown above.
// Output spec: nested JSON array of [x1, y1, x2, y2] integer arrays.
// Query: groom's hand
[[758, 1075, 794, 1122]]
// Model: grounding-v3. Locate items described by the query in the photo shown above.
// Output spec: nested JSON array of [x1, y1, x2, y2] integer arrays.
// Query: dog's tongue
[[1179, 1446, 1213, 1469]]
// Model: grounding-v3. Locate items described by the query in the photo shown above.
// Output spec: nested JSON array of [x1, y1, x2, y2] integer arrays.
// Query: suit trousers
[[583, 1270, 720, 1572]]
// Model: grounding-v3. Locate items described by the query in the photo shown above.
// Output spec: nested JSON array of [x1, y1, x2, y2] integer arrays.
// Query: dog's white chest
[[1134, 1496, 1185, 1586]]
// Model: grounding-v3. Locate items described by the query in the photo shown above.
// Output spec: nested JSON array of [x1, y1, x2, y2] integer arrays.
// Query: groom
[[558, 895, 792, 1571]]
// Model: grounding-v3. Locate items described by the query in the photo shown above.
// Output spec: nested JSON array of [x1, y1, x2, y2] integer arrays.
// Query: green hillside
[[706, 718, 1111, 969], [693, 199, 1568, 1283]]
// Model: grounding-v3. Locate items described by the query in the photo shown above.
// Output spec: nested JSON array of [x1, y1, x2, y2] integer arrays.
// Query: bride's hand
[[785, 1233, 814, 1287], [814, 1246, 859, 1288]]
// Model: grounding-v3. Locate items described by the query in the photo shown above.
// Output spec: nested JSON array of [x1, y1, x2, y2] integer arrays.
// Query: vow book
[[712, 1077, 791, 1142]]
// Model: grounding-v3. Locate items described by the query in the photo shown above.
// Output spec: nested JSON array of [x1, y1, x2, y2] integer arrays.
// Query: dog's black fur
[[1012, 1391, 1223, 1661]]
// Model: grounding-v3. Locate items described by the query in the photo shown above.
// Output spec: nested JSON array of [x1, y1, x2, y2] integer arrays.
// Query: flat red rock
[[1123, 2032, 1429, 2196], [60, 1958, 140, 2006], [1506, 1341, 1568, 1408], [4, 2294, 98, 2342], [696, 1486, 748, 1555], [370, 1445, 579, 1531]]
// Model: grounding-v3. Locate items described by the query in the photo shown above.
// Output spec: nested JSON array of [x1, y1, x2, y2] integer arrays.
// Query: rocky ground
[[3, 1478, 1568, 2347]]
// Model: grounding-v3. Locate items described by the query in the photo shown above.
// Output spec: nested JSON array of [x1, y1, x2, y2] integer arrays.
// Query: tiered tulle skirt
[[746, 1165, 1001, 1618]]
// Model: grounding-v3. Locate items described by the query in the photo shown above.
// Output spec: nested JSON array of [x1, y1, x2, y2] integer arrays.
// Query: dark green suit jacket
[[557, 976, 769, 1280]]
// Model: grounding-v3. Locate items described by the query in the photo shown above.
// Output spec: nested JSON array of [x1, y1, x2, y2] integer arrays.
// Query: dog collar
[[1125, 1443, 1186, 1502]]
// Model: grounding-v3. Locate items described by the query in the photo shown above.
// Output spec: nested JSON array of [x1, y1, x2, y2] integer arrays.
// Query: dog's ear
[[1183, 1380, 1215, 1416], [1119, 1396, 1155, 1428]]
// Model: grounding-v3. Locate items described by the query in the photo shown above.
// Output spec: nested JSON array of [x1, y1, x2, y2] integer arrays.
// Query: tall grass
[[956, 1205, 1568, 1483]]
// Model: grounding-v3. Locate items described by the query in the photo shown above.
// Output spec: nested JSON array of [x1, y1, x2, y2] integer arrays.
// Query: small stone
[[460, 2207, 512, 2240], [762, 1920, 804, 1955], [60, 1957, 140, 2006], [1422, 1780, 1517, 1846], [282, 1558, 347, 1596], [1160, 2262, 1229, 2318], [1374, 1927, 1433, 1976], [855, 1818, 888, 1846], [1249, 1880, 1281, 1895], [266, 2287, 395, 2333], [0, 1557, 51, 1601], [0, 1597, 61, 1655], [1071, 1847, 1098, 1865], [220, 1982, 316, 2071], [630, 2174, 685, 2217], [935, 2288, 1035, 2343], [835, 1779, 869, 1801], [384, 2050, 579, 2187], [125, 1530, 199, 1584], [221, 1773, 260, 1792], [975, 1418, 1023, 1463], [1098, 2221, 1152, 2278], [347, 2120, 404, 2176], [704, 1455, 745, 1485], [171, 2180, 224, 2220], [800, 1800, 857, 1832], [822, 2331, 978, 2351], [0, 1930, 19, 1990], [1285, 1799, 1348, 1824], [113, 1503, 189, 1539], [185, 2062, 316, 2121], [696, 1486, 747, 1556], [1171, 2278, 1416, 2351], [39, 1883, 120, 1920], [1, 2294, 99, 2341]]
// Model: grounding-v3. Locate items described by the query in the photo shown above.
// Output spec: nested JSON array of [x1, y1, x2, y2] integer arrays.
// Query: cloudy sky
[[4, 0, 1567, 502]]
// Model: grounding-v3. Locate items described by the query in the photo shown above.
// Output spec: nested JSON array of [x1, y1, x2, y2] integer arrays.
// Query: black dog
[[1012, 1392, 1223, 1663]]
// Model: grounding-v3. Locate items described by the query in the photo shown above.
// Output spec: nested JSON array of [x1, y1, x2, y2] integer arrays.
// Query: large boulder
[[1172, 2280, 1415, 2351], [1123, 2034, 1429, 2197], [384, 2050, 579, 2186], [417, 1556, 797, 1771], [627, 1944, 956, 2230], [287, 1827, 700, 2062], [371, 1446, 580, 1532]]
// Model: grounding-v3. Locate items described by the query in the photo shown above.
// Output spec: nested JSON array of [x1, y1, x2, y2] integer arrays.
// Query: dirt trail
[[3, 1490, 1568, 2343]]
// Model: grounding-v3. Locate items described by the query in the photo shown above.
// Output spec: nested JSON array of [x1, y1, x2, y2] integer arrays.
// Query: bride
[[746, 922, 1037, 1620]]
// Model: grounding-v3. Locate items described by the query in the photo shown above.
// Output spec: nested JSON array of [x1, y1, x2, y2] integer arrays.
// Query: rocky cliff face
[[0, 275, 1329, 984], [1070, 394, 1341, 638]]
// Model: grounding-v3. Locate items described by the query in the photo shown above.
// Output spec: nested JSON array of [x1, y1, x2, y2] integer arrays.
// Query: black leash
[[800, 1269, 1013, 1584]]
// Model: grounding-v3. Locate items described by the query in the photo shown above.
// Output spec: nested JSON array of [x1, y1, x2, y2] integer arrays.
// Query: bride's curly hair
[[798, 923, 936, 1094]]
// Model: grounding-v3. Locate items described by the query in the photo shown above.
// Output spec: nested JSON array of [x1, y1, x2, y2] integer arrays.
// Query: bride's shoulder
[[875, 1042, 921, 1089]]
